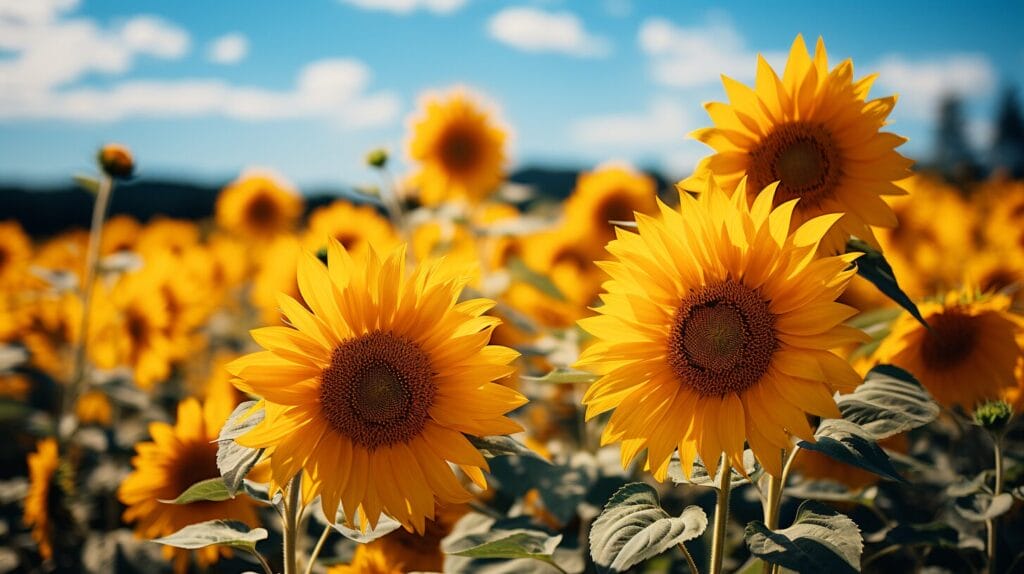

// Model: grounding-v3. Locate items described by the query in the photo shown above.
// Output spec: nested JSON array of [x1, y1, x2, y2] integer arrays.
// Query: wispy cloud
[[487, 7, 610, 58], [207, 32, 248, 65], [638, 14, 782, 89], [873, 53, 997, 119], [338, 0, 467, 15]]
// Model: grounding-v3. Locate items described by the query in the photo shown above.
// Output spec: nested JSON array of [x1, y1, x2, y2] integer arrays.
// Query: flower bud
[[365, 148, 389, 169], [97, 144, 135, 179], [973, 400, 1013, 433]]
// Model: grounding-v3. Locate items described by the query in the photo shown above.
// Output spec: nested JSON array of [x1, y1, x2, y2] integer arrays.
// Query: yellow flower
[[564, 164, 657, 244], [681, 35, 913, 254], [327, 544, 405, 574], [0, 220, 32, 291], [135, 217, 200, 259], [97, 268, 176, 388], [76, 390, 112, 426], [229, 241, 526, 532], [0, 374, 30, 401], [575, 181, 866, 479], [118, 396, 261, 573], [522, 222, 605, 308], [216, 171, 304, 240], [408, 90, 507, 206], [980, 181, 1024, 253], [303, 200, 400, 255], [100, 214, 142, 256], [24, 437, 59, 560], [370, 503, 468, 572], [873, 288, 1024, 410], [251, 235, 302, 325]]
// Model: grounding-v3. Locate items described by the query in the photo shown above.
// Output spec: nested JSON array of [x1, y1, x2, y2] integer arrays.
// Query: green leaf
[[312, 504, 402, 543], [467, 435, 549, 462], [506, 257, 567, 302], [590, 483, 707, 573], [846, 238, 929, 329], [745, 500, 863, 574], [153, 520, 267, 552], [444, 529, 562, 563], [488, 454, 597, 524], [798, 419, 905, 483], [836, 365, 938, 440], [73, 174, 100, 194], [954, 492, 1014, 522], [158, 477, 233, 504], [880, 523, 959, 548], [668, 449, 762, 489], [215, 401, 265, 496], [521, 368, 599, 385]]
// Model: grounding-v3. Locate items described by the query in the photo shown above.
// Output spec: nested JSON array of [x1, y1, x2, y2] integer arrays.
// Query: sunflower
[[522, 222, 606, 308], [251, 235, 302, 324], [0, 374, 30, 401], [24, 437, 60, 560], [981, 180, 1024, 253], [564, 164, 657, 244], [76, 389, 112, 426], [0, 220, 32, 291], [327, 544, 405, 574], [216, 171, 304, 240], [135, 218, 200, 259], [100, 214, 142, 255], [370, 502, 468, 572], [303, 200, 400, 255], [118, 395, 261, 573], [575, 180, 866, 479], [229, 241, 526, 532], [872, 288, 1024, 410], [408, 90, 507, 206], [680, 35, 913, 254], [96, 268, 176, 388]]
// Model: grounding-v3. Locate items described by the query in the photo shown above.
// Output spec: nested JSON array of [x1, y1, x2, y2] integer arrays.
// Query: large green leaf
[[745, 500, 862, 574], [590, 483, 707, 573], [158, 478, 233, 505], [837, 365, 938, 440], [444, 529, 562, 564], [847, 238, 928, 328], [215, 401, 265, 495], [467, 435, 549, 462], [668, 449, 761, 488], [153, 520, 267, 552], [954, 493, 1014, 522], [798, 419, 905, 483]]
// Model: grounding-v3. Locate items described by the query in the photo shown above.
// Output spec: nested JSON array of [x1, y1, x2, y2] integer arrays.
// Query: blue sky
[[1, 0, 1022, 191]]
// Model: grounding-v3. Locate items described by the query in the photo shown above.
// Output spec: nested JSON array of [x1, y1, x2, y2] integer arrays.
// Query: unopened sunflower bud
[[365, 148, 389, 169], [974, 400, 1013, 433], [97, 144, 135, 179]]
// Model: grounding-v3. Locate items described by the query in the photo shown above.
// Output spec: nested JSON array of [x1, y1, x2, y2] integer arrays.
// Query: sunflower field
[[3, 34, 1024, 574]]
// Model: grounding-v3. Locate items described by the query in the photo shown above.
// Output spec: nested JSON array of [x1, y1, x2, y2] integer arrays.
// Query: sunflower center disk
[[921, 311, 979, 370], [668, 280, 777, 397], [439, 128, 480, 172], [245, 193, 279, 228], [320, 331, 436, 449], [749, 121, 841, 207]]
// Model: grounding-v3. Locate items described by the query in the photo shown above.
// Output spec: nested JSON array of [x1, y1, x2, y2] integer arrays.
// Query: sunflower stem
[[282, 474, 301, 574], [986, 438, 1004, 574], [303, 524, 332, 574], [763, 447, 801, 574], [678, 541, 700, 574], [61, 173, 114, 442], [708, 457, 732, 574]]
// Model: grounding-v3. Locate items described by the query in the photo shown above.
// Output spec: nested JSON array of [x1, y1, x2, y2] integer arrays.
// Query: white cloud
[[207, 32, 248, 65], [0, 58, 400, 128], [339, 0, 466, 14], [638, 15, 782, 89], [569, 97, 706, 178], [874, 54, 997, 119], [487, 7, 610, 58]]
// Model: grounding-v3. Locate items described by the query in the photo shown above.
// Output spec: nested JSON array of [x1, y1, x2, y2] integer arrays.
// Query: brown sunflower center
[[172, 441, 220, 499], [126, 309, 150, 347], [668, 280, 776, 396], [319, 330, 436, 449], [921, 310, 980, 370], [597, 194, 636, 230], [439, 127, 480, 172], [245, 192, 280, 230], [749, 122, 842, 207]]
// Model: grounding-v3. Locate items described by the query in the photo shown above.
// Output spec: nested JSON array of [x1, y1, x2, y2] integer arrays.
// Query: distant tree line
[[928, 86, 1024, 186]]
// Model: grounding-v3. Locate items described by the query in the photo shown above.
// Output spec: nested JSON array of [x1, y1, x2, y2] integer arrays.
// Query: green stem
[[283, 474, 301, 574], [303, 524, 333, 574], [61, 174, 114, 441], [679, 542, 700, 574], [986, 439, 1004, 574], [708, 457, 732, 574], [765, 447, 801, 574], [249, 549, 274, 574]]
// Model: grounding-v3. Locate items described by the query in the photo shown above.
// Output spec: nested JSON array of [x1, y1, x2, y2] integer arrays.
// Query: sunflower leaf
[[521, 368, 600, 385], [954, 492, 1015, 522], [73, 174, 101, 194], [745, 500, 863, 574], [311, 504, 403, 543], [216, 400, 264, 442], [506, 257, 567, 302], [846, 238, 929, 329], [444, 528, 562, 563], [589, 482, 707, 573], [215, 400, 265, 496], [467, 435, 549, 462], [153, 520, 267, 552], [837, 364, 939, 440], [798, 419, 905, 482], [158, 477, 233, 504], [668, 449, 761, 488]]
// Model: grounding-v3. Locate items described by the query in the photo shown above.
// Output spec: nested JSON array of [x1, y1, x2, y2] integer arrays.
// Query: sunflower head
[[681, 34, 913, 254], [576, 179, 867, 479], [216, 172, 304, 240], [407, 90, 507, 206], [97, 143, 135, 179], [327, 544, 405, 574], [24, 438, 61, 560], [230, 241, 526, 533], [303, 200, 400, 256], [0, 220, 32, 291], [874, 288, 1024, 410], [564, 163, 658, 243]]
